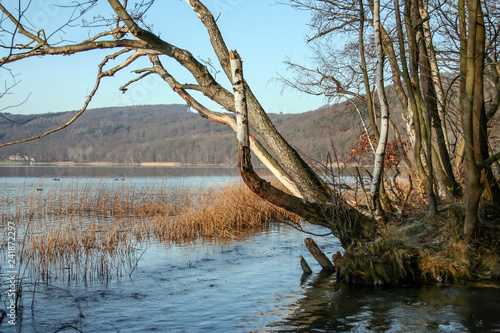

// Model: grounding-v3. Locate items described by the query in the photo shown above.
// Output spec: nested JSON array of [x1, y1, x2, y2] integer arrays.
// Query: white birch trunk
[[229, 50, 249, 148], [370, 0, 390, 212]]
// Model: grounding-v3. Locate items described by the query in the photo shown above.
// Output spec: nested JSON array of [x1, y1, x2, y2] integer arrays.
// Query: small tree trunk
[[370, 0, 390, 220], [359, 0, 379, 141], [462, 0, 486, 236], [300, 255, 313, 274]]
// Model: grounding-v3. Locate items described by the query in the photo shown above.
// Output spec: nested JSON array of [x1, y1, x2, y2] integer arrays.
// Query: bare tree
[[1, 0, 499, 284], [284, 0, 500, 218], [0, 0, 366, 243]]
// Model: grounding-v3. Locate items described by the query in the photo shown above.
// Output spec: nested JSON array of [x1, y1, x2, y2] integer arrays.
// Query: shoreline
[[0, 160, 371, 169], [0, 161, 233, 167]]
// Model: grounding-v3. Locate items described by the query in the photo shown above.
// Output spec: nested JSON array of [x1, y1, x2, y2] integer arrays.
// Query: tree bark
[[462, 0, 486, 236], [370, 0, 390, 220]]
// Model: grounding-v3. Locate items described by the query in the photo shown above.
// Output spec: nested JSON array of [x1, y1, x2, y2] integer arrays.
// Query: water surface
[[1, 166, 499, 332]]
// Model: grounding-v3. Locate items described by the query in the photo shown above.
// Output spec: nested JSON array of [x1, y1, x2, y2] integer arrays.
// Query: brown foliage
[[349, 133, 401, 169]]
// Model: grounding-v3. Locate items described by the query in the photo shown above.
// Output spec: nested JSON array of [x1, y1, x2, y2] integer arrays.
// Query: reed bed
[[139, 183, 298, 242], [3, 180, 186, 220], [0, 179, 299, 283]]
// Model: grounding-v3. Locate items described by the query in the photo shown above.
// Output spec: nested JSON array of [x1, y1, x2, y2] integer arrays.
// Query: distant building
[[8, 153, 34, 162]]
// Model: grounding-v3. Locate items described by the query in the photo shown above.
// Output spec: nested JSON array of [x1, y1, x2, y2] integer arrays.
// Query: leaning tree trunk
[[229, 50, 369, 246], [185, 0, 331, 204]]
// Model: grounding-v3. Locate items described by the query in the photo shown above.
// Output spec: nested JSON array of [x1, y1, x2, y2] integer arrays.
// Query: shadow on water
[[269, 271, 500, 332]]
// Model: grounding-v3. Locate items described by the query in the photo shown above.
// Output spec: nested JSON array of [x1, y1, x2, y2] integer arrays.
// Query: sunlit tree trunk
[[393, 0, 437, 213], [369, 0, 390, 220], [462, 0, 486, 236]]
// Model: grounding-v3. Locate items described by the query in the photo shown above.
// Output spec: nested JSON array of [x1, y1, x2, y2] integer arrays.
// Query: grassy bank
[[333, 203, 500, 285]]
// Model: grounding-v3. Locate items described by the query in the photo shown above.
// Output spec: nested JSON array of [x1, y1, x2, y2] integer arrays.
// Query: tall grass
[[0, 180, 299, 283]]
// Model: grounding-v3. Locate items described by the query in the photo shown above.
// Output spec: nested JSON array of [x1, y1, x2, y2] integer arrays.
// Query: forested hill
[[0, 102, 395, 165]]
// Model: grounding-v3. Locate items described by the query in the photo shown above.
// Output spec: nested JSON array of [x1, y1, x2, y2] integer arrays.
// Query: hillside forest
[[0, 101, 393, 166]]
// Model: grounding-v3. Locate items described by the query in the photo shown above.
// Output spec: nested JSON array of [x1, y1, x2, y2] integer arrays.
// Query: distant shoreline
[[0, 160, 380, 170], [52, 161, 187, 167], [0, 161, 232, 167]]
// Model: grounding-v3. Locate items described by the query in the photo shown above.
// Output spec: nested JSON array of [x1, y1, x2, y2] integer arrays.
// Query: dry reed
[[139, 183, 299, 242], [0, 179, 299, 283]]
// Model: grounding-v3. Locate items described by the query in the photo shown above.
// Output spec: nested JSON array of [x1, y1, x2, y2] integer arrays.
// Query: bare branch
[[0, 47, 148, 148], [477, 151, 500, 169], [148, 54, 304, 197]]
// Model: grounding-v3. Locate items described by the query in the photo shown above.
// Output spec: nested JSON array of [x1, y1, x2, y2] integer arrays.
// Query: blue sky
[[1, 1, 326, 115]]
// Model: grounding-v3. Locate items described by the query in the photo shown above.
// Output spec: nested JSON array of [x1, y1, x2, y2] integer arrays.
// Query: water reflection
[[270, 272, 500, 332]]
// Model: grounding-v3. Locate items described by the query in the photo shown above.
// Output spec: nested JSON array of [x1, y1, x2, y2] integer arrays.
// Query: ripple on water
[[7, 224, 500, 333]]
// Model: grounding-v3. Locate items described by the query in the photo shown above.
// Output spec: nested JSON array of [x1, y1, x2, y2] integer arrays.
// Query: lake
[[1, 166, 499, 332]]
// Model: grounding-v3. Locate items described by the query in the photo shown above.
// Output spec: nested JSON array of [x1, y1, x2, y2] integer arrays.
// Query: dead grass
[[0, 180, 299, 283], [140, 183, 297, 242], [337, 238, 416, 285], [335, 204, 499, 285]]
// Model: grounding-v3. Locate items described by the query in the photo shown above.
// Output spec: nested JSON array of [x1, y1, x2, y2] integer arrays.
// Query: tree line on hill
[[0, 101, 395, 166]]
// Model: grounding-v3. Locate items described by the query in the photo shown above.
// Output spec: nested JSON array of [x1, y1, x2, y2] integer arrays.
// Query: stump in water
[[304, 238, 335, 272], [300, 255, 313, 274]]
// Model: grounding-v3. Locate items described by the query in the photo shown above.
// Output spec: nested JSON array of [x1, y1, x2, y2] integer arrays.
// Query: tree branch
[[477, 151, 500, 169], [0, 47, 147, 148], [148, 54, 304, 197]]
